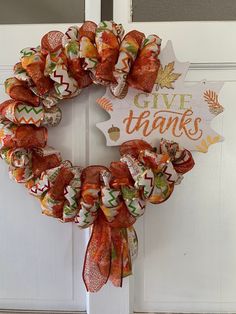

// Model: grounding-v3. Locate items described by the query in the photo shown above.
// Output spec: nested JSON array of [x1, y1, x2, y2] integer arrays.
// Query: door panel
[[0, 24, 89, 311], [131, 0, 236, 22], [133, 69, 236, 313], [114, 0, 236, 63], [0, 66, 86, 311], [0, 0, 85, 24]]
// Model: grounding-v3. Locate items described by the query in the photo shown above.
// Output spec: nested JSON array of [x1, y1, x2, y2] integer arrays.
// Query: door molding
[[0, 311, 85, 314], [189, 62, 236, 70]]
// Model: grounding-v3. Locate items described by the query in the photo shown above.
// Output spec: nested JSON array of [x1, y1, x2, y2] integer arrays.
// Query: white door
[[0, 1, 102, 312], [113, 1, 236, 313]]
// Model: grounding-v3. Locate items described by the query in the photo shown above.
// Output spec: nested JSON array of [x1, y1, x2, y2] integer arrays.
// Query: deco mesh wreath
[[0, 21, 195, 292]]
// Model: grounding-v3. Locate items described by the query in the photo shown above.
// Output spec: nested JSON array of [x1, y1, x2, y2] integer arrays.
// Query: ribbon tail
[[83, 213, 112, 292], [109, 228, 124, 287], [122, 227, 133, 278], [109, 227, 132, 287]]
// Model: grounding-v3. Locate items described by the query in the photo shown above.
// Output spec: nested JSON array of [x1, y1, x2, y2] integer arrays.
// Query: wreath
[[0, 21, 195, 292]]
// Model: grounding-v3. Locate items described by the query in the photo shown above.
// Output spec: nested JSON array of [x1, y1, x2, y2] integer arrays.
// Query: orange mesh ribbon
[[5, 77, 39, 106], [82, 163, 135, 292], [95, 21, 123, 83], [83, 208, 133, 292], [128, 35, 162, 93]]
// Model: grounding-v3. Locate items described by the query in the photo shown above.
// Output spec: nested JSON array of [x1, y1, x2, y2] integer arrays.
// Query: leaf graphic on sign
[[97, 97, 113, 112], [195, 135, 221, 153], [156, 61, 181, 89], [203, 90, 224, 116]]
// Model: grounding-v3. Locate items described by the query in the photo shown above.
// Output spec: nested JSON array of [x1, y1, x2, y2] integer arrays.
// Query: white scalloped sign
[[96, 41, 224, 152]]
